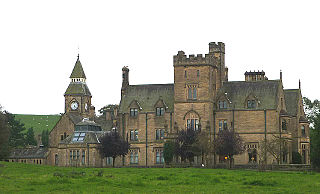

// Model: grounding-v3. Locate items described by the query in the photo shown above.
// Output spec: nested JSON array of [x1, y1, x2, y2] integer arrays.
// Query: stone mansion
[[9, 42, 310, 167]]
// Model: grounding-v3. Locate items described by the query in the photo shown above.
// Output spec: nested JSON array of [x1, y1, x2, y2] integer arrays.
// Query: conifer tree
[[26, 127, 37, 146], [6, 112, 26, 148], [0, 106, 10, 159], [41, 130, 49, 147]]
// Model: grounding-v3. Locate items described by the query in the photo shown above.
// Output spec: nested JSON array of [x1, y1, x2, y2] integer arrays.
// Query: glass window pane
[[78, 137, 84, 141], [188, 87, 192, 99], [191, 119, 195, 130], [193, 88, 197, 99], [219, 121, 223, 131]]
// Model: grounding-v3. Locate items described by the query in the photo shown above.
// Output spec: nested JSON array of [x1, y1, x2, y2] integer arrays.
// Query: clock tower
[[64, 55, 95, 119]]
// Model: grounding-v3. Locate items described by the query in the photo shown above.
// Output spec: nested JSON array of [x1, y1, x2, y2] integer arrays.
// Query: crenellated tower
[[173, 42, 227, 134]]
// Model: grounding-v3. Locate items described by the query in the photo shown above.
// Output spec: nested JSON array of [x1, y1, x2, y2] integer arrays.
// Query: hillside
[[14, 114, 61, 136]]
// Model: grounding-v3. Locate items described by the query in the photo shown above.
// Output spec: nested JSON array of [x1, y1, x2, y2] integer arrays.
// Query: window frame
[[130, 130, 139, 141], [156, 150, 164, 164], [187, 85, 197, 100], [156, 107, 165, 116], [219, 100, 228, 109], [130, 108, 138, 117], [247, 100, 257, 109], [155, 129, 165, 140]]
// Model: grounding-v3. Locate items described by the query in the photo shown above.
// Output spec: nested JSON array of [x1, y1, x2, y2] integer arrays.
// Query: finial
[[77, 45, 80, 60], [280, 70, 282, 80], [299, 79, 301, 89]]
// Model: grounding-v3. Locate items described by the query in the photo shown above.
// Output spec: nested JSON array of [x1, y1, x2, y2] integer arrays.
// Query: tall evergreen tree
[[26, 127, 37, 146], [6, 112, 26, 148], [0, 106, 10, 159], [41, 130, 49, 147]]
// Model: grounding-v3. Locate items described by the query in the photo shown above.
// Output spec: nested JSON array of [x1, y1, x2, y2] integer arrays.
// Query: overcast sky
[[1, 0, 319, 115]]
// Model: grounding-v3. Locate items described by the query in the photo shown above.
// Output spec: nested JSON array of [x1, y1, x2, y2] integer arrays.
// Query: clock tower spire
[[64, 55, 95, 119]]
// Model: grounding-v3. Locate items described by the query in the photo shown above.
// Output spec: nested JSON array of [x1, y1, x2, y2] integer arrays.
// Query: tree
[[303, 97, 320, 168], [259, 135, 290, 165], [41, 130, 49, 147], [303, 97, 320, 123], [214, 129, 244, 168], [194, 130, 213, 166], [98, 104, 119, 117], [6, 112, 26, 148], [310, 112, 320, 168], [0, 106, 10, 159], [174, 128, 200, 164], [99, 131, 130, 167], [163, 141, 175, 165], [25, 127, 37, 146]]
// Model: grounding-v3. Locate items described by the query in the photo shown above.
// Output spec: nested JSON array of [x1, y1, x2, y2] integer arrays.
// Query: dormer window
[[247, 100, 256, 109], [130, 108, 138, 117], [156, 107, 165, 116], [219, 101, 227, 109]]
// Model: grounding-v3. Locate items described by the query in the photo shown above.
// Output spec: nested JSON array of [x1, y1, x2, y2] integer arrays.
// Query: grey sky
[[1, 0, 319, 114]]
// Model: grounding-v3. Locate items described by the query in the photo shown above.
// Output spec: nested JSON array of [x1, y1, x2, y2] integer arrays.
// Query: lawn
[[14, 114, 61, 136], [0, 162, 319, 193]]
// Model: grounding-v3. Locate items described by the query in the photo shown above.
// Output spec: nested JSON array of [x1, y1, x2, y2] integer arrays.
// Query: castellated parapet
[[173, 42, 224, 66]]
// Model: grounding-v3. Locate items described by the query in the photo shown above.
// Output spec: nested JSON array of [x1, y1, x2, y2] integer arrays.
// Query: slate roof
[[284, 89, 299, 116], [66, 112, 84, 124], [70, 57, 86, 79], [60, 131, 107, 144], [64, 82, 92, 96], [9, 147, 48, 159], [119, 84, 174, 113], [218, 80, 281, 109]]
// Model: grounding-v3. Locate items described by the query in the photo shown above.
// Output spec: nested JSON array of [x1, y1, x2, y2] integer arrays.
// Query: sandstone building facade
[[38, 42, 309, 167], [118, 42, 310, 166]]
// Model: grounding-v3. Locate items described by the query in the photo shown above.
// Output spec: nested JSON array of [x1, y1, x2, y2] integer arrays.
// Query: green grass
[[14, 114, 61, 136], [1, 162, 320, 193]]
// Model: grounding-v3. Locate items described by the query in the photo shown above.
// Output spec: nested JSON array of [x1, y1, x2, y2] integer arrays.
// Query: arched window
[[185, 112, 200, 130]]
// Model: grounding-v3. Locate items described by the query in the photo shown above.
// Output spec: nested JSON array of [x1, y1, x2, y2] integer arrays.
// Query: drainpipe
[[232, 109, 235, 131], [145, 113, 148, 167], [279, 114, 282, 164], [122, 113, 125, 166], [264, 109, 267, 165], [87, 144, 89, 167], [213, 111, 216, 168]]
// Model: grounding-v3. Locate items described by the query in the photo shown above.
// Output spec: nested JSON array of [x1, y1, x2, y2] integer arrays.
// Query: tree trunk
[[113, 156, 115, 167]]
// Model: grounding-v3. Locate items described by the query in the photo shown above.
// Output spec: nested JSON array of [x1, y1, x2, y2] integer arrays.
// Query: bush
[[291, 151, 302, 164], [164, 141, 175, 164]]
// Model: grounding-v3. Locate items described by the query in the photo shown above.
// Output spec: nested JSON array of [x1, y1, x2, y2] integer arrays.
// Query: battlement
[[173, 42, 225, 66], [209, 42, 225, 54]]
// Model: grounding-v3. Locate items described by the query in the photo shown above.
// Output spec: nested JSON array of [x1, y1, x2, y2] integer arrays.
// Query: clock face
[[71, 101, 79, 110]]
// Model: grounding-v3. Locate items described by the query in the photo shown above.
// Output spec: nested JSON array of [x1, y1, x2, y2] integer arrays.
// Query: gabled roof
[[64, 82, 92, 96], [70, 57, 86, 79], [67, 112, 84, 124], [9, 147, 48, 159], [119, 84, 174, 113], [284, 89, 299, 116], [218, 80, 281, 109]]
